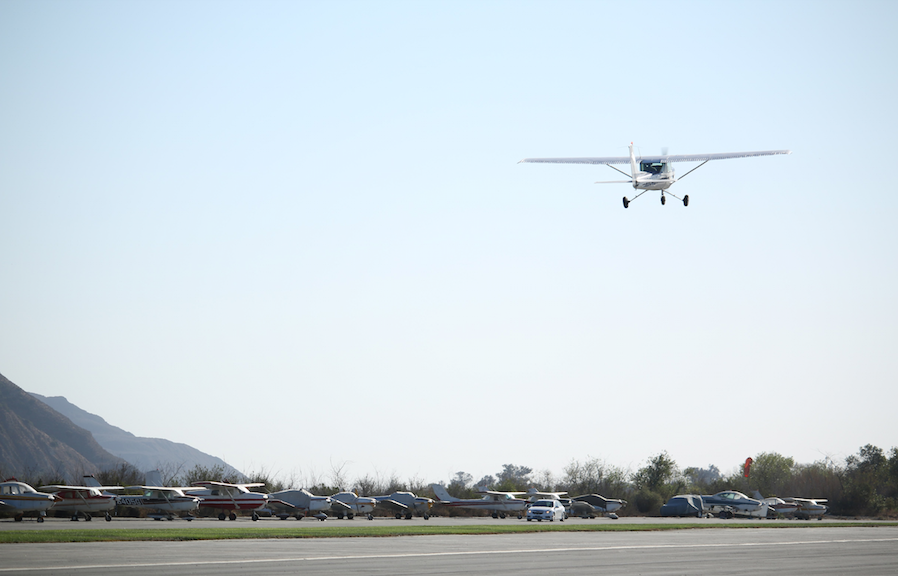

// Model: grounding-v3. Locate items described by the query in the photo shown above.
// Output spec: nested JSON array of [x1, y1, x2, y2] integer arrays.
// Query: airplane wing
[[520, 150, 791, 165], [375, 498, 409, 511], [519, 156, 631, 165], [330, 499, 352, 511]]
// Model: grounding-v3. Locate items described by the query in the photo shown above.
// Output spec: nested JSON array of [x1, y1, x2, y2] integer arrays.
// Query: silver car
[[526, 499, 566, 522]]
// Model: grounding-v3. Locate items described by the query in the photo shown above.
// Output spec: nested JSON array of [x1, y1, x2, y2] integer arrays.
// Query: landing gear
[[423, 513, 430, 520], [499, 512, 506, 519], [229, 512, 237, 521], [404, 513, 413, 520], [251, 512, 259, 521], [395, 513, 402, 520], [491, 512, 499, 519], [347, 512, 354, 520], [37, 516, 44, 523], [683, 194, 689, 207], [623, 197, 630, 209], [367, 514, 374, 520], [105, 513, 112, 522], [84, 513, 92, 521], [218, 512, 226, 521], [660, 194, 666, 205]]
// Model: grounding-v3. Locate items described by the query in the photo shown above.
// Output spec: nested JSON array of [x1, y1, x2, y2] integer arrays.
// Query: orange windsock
[[743, 457, 753, 478]]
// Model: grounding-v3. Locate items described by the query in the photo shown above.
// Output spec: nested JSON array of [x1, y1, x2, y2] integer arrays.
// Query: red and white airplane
[[40, 476, 121, 521], [186, 481, 269, 521], [0, 478, 58, 523], [520, 142, 790, 208]]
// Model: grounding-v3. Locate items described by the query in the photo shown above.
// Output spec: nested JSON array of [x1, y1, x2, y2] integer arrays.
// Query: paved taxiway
[[2, 521, 897, 575]]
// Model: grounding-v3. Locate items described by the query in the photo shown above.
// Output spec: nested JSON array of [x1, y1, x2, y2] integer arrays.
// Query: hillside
[[31, 392, 236, 475], [0, 372, 126, 481]]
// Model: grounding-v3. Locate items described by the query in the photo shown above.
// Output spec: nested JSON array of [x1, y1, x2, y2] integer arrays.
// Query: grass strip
[[2, 522, 897, 544]]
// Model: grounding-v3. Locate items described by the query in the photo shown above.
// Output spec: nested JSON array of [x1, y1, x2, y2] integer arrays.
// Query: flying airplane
[[701, 490, 768, 519], [431, 484, 529, 519], [569, 493, 628, 519], [40, 476, 121, 521], [330, 491, 376, 520], [186, 481, 269, 521], [373, 491, 434, 520], [519, 142, 791, 208], [0, 479, 58, 522]]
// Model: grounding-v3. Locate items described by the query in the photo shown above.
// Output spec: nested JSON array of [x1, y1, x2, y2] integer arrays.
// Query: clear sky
[[1, 0, 896, 489]]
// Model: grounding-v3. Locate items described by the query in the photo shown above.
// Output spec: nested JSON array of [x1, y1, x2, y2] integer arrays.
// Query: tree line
[[6, 444, 896, 518]]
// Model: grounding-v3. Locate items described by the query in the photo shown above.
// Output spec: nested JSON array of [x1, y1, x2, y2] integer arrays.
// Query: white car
[[526, 499, 566, 522]]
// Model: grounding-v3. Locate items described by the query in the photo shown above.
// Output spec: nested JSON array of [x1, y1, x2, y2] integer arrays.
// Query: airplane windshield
[[640, 161, 668, 174], [533, 500, 554, 507]]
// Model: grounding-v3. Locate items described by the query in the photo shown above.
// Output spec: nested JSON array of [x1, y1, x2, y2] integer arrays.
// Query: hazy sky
[[2, 0, 896, 489]]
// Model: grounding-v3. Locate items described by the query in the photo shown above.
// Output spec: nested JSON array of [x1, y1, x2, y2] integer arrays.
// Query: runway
[[2, 525, 897, 575]]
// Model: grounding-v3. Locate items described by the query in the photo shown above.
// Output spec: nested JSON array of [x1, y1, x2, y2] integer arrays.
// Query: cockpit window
[[640, 161, 668, 174]]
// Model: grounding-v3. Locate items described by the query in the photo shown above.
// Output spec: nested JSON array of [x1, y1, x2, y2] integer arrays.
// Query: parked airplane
[[787, 497, 828, 520], [265, 488, 337, 521], [374, 491, 434, 519], [520, 142, 790, 208], [117, 485, 200, 521], [431, 484, 529, 519], [701, 490, 768, 519], [0, 479, 58, 522], [186, 481, 269, 521], [40, 476, 121, 521], [569, 493, 628, 519], [330, 491, 376, 520]]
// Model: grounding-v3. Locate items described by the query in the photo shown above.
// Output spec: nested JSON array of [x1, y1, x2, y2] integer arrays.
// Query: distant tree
[[495, 464, 532, 491], [474, 475, 496, 490], [749, 452, 795, 497], [95, 462, 143, 488], [632, 452, 681, 512], [683, 465, 721, 492], [562, 457, 629, 498], [842, 444, 895, 515], [243, 467, 286, 493], [181, 464, 228, 486]]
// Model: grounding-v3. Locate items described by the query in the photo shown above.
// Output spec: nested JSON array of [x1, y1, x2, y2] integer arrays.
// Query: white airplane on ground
[[40, 476, 121, 521], [186, 481, 269, 521], [520, 142, 790, 208], [265, 489, 337, 521], [0, 479, 57, 522], [701, 490, 768, 519], [112, 470, 200, 521], [330, 492, 376, 520], [787, 497, 828, 520], [431, 484, 529, 519], [373, 491, 434, 520]]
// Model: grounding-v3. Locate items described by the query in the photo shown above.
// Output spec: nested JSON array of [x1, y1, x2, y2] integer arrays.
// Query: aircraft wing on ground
[[520, 150, 791, 165], [375, 498, 409, 510], [41, 485, 123, 492]]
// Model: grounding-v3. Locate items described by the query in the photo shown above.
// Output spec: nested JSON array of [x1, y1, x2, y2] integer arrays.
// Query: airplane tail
[[430, 484, 458, 502], [145, 470, 164, 487]]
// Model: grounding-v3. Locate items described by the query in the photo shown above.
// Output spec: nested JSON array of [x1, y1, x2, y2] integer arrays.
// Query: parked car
[[526, 499, 566, 522]]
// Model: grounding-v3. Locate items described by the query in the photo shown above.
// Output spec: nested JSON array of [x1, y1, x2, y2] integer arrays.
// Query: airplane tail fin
[[430, 484, 458, 502], [145, 470, 164, 487]]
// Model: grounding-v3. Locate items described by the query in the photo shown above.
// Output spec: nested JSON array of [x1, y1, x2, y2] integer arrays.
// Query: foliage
[[749, 452, 795, 497]]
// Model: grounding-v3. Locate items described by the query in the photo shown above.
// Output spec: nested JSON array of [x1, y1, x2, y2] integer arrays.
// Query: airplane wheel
[[491, 513, 498, 519], [623, 197, 629, 209], [683, 194, 689, 206], [661, 195, 666, 205], [37, 516, 44, 523], [85, 514, 92, 521], [517, 514, 523, 519], [499, 513, 506, 519], [337, 513, 344, 519], [423, 514, 430, 520], [527, 518, 532, 522], [719, 511, 727, 519], [395, 513, 402, 519], [71, 515, 79, 521], [14, 515, 23, 522], [252, 513, 259, 521], [279, 515, 288, 520], [105, 513, 111, 522], [405, 513, 412, 520], [229, 513, 237, 521], [218, 513, 226, 521], [367, 514, 373, 520], [347, 513, 354, 520]]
